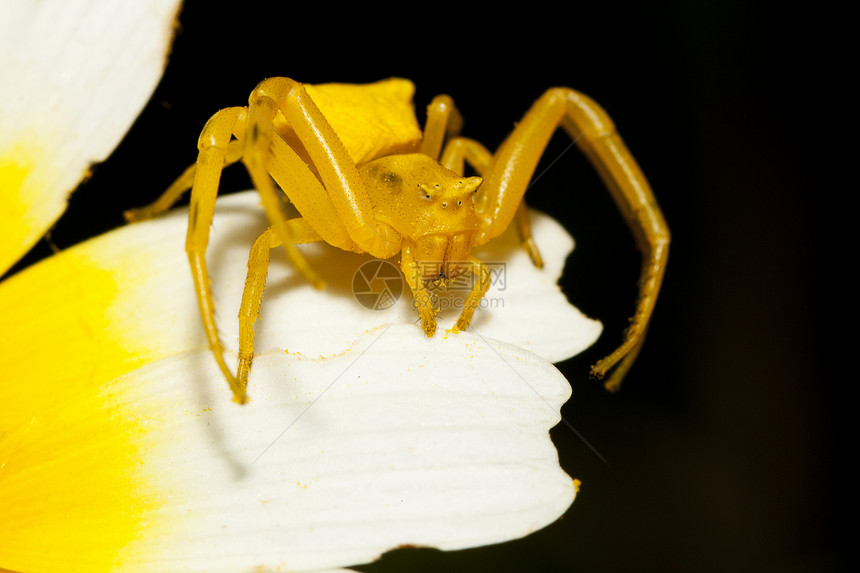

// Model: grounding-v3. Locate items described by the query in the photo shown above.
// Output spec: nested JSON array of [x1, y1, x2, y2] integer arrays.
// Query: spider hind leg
[[472, 88, 670, 391]]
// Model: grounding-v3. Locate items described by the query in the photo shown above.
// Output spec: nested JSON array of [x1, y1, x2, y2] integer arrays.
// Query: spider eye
[[419, 183, 434, 201]]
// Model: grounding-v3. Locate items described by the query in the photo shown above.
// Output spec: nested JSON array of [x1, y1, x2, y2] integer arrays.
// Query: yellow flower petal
[[0, 0, 182, 275]]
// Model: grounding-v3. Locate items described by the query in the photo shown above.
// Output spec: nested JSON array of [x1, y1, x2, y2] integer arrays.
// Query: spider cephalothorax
[[127, 77, 669, 404], [360, 153, 483, 282]]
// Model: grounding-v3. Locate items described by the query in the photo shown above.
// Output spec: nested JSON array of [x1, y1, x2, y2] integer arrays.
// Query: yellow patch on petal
[[0, 248, 174, 572], [0, 137, 63, 275], [0, 249, 156, 430], [0, 370, 171, 573]]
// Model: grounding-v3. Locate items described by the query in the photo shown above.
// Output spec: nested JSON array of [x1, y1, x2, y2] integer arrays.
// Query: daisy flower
[[0, 2, 601, 571]]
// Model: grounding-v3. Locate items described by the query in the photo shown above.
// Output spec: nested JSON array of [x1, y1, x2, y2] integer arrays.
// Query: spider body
[[360, 153, 483, 281], [128, 77, 669, 404]]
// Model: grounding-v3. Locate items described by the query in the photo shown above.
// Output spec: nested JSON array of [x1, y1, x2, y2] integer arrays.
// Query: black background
[[11, 1, 845, 571]]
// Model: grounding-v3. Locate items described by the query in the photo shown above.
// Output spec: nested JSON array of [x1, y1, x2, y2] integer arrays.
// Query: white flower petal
[[104, 327, 575, 571], [2, 327, 574, 572], [0, 190, 598, 572], [0, 0, 182, 275], [0, 191, 600, 431]]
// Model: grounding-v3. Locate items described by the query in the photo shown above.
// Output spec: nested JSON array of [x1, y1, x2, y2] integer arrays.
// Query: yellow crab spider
[[127, 77, 669, 404]]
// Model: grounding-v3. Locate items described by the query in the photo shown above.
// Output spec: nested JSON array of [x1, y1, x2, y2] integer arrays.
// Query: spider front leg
[[401, 246, 492, 335], [186, 104, 322, 403], [123, 140, 244, 223], [228, 78, 404, 394], [242, 92, 325, 289], [421, 94, 462, 161], [248, 78, 400, 258], [236, 221, 322, 389], [453, 257, 493, 333], [401, 242, 438, 336], [474, 88, 670, 391], [440, 136, 545, 268], [184, 107, 249, 402], [514, 202, 544, 269]]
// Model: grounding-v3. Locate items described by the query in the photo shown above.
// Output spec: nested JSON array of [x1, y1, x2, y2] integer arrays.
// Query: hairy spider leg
[[421, 94, 463, 161], [249, 78, 400, 258], [399, 243, 438, 335], [240, 98, 324, 289], [123, 140, 244, 223], [440, 136, 545, 268], [471, 88, 670, 392], [231, 122, 406, 395], [126, 109, 359, 403], [513, 202, 545, 269], [452, 256, 493, 332], [184, 107, 254, 401], [226, 79, 411, 401], [236, 228, 278, 392], [236, 221, 321, 387], [261, 119, 368, 253], [187, 102, 336, 403]]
